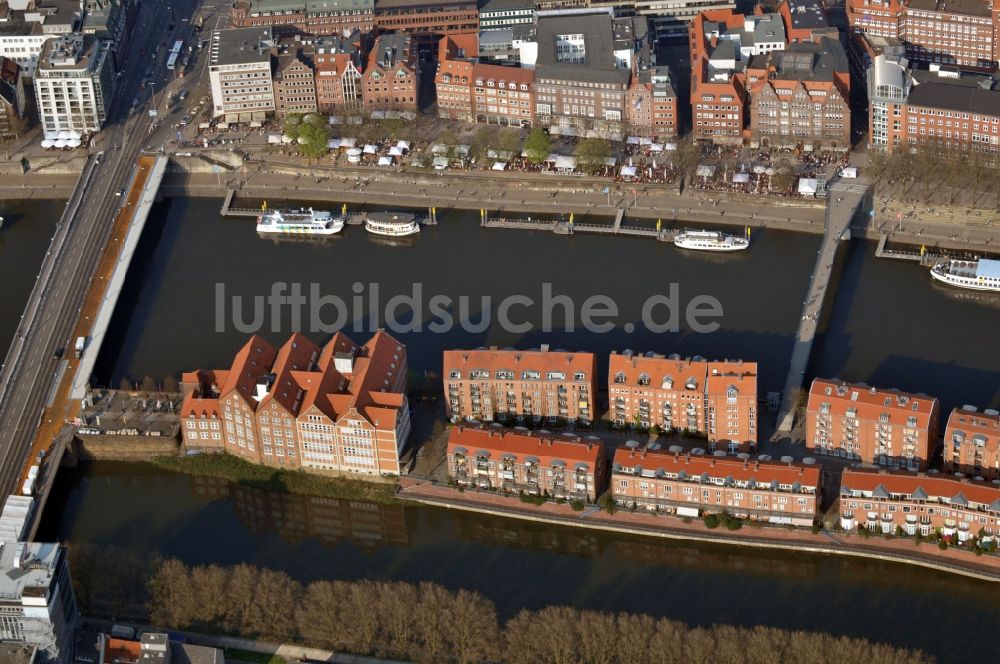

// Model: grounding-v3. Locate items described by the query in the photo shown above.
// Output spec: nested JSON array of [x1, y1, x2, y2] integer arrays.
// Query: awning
[[492, 161, 507, 171], [554, 155, 576, 171]]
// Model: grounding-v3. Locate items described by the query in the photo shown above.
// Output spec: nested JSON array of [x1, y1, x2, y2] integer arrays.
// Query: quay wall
[[74, 434, 181, 461]]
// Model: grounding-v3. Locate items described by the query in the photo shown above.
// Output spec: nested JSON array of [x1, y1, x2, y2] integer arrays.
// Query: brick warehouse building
[[443, 346, 598, 426], [613, 447, 820, 526], [230, 0, 376, 36], [608, 351, 758, 453], [180, 331, 411, 477], [806, 378, 941, 470], [447, 424, 608, 501]]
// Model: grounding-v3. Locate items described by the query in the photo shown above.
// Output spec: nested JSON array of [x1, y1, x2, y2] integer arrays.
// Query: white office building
[[33, 33, 113, 135]]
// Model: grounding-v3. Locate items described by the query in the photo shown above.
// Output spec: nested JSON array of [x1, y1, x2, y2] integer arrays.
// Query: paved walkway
[[398, 480, 1000, 583]]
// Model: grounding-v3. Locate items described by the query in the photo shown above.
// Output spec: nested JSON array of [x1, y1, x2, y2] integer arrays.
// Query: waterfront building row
[[180, 331, 411, 477], [688, 7, 851, 148]]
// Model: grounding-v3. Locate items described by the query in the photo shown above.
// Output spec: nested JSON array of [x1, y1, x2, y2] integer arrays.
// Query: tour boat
[[930, 258, 1000, 293], [673, 229, 749, 252], [364, 212, 420, 238], [256, 208, 344, 236]]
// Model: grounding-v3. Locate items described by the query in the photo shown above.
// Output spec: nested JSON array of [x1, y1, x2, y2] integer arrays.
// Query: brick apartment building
[[363, 32, 419, 110], [747, 37, 851, 149], [847, 0, 1000, 71], [230, 0, 376, 36], [435, 34, 475, 121], [806, 378, 941, 470], [443, 346, 598, 426], [208, 27, 275, 122], [313, 32, 365, 112], [867, 53, 1000, 154], [626, 60, 678, 138], [943, 405, 1000, 480], [689, 10, 787, 143], [180, 331, 411, 477], [840, 468, 1000, 540], [272, 45, 318, 115], [608, 351, 758, 453], [374, 0, 479, 35], [533, 12, 631, 136], [447, 424, 608, 501], [0, 56, 24, 138], [612, 447, 820, 526]]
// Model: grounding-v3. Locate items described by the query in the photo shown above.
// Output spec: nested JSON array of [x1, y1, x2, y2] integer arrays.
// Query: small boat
[[930, 258, 1000, 293], [673, 229, 749, 252], [256, 208, 344, 236], [365, 212, 420, 238]]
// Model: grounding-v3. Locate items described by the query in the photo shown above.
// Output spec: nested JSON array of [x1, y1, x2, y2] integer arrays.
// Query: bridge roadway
[[775, 181, 872, 434], [0, 0, 204, 499]]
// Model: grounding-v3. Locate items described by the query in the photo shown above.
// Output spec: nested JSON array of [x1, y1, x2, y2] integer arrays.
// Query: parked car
[[180, 115, 192, 125]]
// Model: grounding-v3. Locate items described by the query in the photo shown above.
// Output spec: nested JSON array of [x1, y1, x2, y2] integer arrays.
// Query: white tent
[[765, 167, 776, 176], [649, 143, 663, 152], [626, 136, 642, 145], [389, 146, 403, 157], [696, 164, 716, 177], [339, 138, 357, 148], [620, 165, 637, 178], [328, 116, 343, 125], [327, 138, 342, 149], [752, 164, 767, 174], [67, 130, 81, 140], [68, 139, 82, 149], [396, 140, 411, 151], [57, 130, 71, 140], [53, 139, 67, 149], [733, 173, 750, 183], [639, 137, 653, 146], [432, 156, 449, 169], [378, 156, 393, 167], [492, 161, 507, 171], [664, 143, 678, 151], [268, 134, 282, 145], [40, 139, 54, 149], [603, 157, 617, 167], [455, 145, 471, 157], [363, 144, 377, 154], [431, 144, 448, 155], [798, 178, 818, 196], [281, 135, 294, 144], [554, 155, 576, 171], [346, 148, 362, 163], [840, 166, 858, 178]]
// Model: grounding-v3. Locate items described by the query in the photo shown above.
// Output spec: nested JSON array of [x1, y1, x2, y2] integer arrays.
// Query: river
[[37, 462, 998, 662], [0, 199, 62, 359]]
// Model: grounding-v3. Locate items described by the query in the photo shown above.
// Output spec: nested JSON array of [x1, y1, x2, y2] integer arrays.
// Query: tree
[[118, 377, 132, 391], [497, 129, 522, 158], [163, 375, 180, 393], [469, 126, 498, 160], [146, 558, 195, 630], [524, 128, 551, 164], [703, 513, 720, 529], [597, 492, 616, 514], [574, 138, 611, 175], [142, 375, 157, 392], [297, 116, 330, 161]]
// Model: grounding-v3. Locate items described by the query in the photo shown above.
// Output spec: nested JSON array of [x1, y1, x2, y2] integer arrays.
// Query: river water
[[16, 194, 1000, 660], [0, 199, 62, 359], [37, 462, 999, 662]]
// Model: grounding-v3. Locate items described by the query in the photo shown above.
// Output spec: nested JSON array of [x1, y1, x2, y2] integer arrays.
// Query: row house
[[363, 32, 419, 110], [612, 448, 820, 526], [867, 53, 1000, 154], [180, 330, 411, 477], [840, 469, 1000, 541], [272, 47, 318, 115], [608, 350, 758, 453], [447, 424, 608, 501], [746, 38, 851, 149], [435, 34, 476, 121], [443, 346, 598, 426], [943, 405, 1000, 480], [532, 13, 631, 136], [373, 0, 479, 35], [313, 32, 365, 112], [230, 0, 376, 36], [472, 61, 534, 126], [626, 61, 679, 139], [806, 378, 940, 470], [847, 0, 1000, 71], [690, 10, 790, 142]]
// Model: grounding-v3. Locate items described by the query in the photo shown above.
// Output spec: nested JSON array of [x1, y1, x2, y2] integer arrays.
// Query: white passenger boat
[[673, 229, 749, 252], [364, 212, 420, 237], [256, 208, 344, 236], [930, 258, 1000, 293]]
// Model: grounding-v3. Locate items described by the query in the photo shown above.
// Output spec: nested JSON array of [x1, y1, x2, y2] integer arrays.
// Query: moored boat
[[930, 258, 1000, 293], [365, 212, 420, 238], [256, 208, 344, 236], [673, 229, 749, 252]]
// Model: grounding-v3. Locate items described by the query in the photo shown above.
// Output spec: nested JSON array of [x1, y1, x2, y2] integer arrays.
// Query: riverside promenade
[[398, 479, 1000, 583]]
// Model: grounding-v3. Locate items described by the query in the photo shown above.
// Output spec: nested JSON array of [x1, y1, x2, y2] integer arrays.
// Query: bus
[[166, 40, 183, 70]]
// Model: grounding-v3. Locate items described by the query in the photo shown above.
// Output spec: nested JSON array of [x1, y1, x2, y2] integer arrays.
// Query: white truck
[[21, 476, 34, 496], [74, 336, 86, 359]]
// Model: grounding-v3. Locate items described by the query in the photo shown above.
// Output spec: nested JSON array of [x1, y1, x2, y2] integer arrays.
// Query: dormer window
[[614, 371, 626, 384]]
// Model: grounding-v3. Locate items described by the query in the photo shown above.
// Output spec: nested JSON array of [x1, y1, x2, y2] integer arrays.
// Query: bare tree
[[146, 559, 194, 629]]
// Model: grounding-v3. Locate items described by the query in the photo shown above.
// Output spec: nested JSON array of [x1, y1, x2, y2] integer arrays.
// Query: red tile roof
[[842, 468, 1000, 508], [613, 447, 820, 487], [807, 378, 938, 426], [448, 425, 605, 468]]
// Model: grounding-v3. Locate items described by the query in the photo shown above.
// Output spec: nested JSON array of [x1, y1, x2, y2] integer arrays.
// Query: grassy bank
[[150, 453, 400, 505]]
